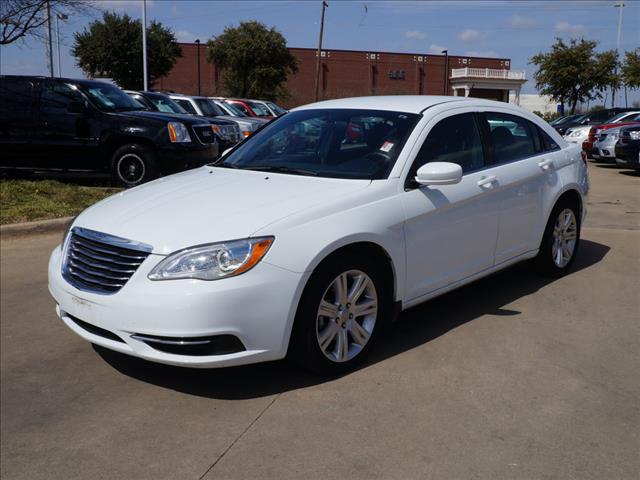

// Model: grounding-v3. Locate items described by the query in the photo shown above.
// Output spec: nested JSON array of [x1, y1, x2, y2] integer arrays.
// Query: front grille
[[62, 227, 152, 294], [192, 124, 216, 144]]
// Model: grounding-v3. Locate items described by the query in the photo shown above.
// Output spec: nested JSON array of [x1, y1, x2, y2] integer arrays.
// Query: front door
[[401, 111, 500, 301]]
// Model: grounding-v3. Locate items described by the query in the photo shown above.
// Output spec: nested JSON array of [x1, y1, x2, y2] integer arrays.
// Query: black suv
[[0, 76, 220, 187], [554, 107, 635, 135]]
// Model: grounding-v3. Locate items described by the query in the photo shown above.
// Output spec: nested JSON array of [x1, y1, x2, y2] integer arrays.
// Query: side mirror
[[68, 100, 86, 114], [415, 162, 463, 186]]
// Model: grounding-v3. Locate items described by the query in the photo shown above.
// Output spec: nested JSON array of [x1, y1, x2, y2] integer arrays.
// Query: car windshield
[[218, 108, 420, 180], [219, 101, 247, 117], [195, 98, 225, 116], [607, 111, 638, 123], [147, 93, 187, 114], [84, 83, 144, 112], [552, 114, 580, 126], [266, 101, 287, 115], [247, 101, 272, 116]]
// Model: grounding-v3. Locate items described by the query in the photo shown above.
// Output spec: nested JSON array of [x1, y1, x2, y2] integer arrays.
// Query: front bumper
[[156, 143, 219, 173], [48, 245, 308, 368]]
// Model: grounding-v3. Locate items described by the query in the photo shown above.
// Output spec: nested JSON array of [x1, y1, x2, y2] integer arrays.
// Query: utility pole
[[142, 0, 148, 90], [314, 0, 328, 102], [613, 1, 625, 108], [56, 13, 68, 77], [45, 0, 54, 77], [195, 39, 201, 95], [441, 49, 448, 95]]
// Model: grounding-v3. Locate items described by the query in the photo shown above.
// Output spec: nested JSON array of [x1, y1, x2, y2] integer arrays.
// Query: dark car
[[0, 76, 219, 187], [125, 90, 242, 151], [615, 125, 640, 170], [554, 107, 635, 135]]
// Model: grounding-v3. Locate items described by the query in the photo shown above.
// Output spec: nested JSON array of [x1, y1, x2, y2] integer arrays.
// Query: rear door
[[479, 111, 556, 264], [0, 77, 41, 168], [36, 80, 96, 170]]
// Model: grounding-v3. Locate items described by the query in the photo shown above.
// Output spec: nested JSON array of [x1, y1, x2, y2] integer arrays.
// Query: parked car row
[[0, 75, 288, 187], [554, 108, 640, 170]]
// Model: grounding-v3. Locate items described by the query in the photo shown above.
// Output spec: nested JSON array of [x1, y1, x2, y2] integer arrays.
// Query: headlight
[[609, 133, 618, 140], [569, 130, 583, 137], [243, 130, 252, 138], [167, 122, 191, 143], [148, 237, 274, 281], [629, 131, 640, 140]]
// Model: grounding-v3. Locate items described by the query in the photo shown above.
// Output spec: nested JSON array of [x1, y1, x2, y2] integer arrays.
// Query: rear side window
[[484, 112, 537, 164], [0, 78, 38, 117], [539, 127, 560, 151], [410, 113, 485, 177]]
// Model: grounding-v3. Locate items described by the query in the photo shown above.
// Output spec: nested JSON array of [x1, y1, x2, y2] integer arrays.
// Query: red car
[[225, 99, 274, 120]]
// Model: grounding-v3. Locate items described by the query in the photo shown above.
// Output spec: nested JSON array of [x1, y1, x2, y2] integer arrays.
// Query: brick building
[[155, 43, 526, 109]]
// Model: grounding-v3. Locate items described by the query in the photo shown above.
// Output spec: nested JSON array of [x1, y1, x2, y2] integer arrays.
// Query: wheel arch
[[102, 133, 157, 163]]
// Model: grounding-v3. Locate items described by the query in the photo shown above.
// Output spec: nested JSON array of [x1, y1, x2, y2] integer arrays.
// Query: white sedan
[[48, 96, 589, 374]]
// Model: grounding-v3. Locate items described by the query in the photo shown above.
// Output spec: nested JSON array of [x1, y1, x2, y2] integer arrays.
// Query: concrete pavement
[[1, 162, 638, 479]]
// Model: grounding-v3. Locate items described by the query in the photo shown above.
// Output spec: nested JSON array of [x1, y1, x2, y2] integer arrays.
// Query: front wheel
[[110, 143, 157, 188], [533, 200, 580, 277], [289, 254, 390, 375]]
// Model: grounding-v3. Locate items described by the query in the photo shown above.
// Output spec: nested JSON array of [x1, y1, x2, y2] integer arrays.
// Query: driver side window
[[409, 113, 485, 181]]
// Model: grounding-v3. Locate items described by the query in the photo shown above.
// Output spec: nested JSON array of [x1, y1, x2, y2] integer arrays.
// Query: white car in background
[[48, 96, 588, 374]]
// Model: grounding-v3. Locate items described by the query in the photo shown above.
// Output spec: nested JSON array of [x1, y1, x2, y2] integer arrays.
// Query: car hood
[[114, 110, 207, 125], [218, 115, 266, 126], [74, 167, 371, 255]]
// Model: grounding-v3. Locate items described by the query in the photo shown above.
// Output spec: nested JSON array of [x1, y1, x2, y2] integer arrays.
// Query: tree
[[72, 12, 181, 90], [207, 21, 298, 100], [0, 0, 91, 45], [622, 48, 640, 90], [530, 38, 619, 114]]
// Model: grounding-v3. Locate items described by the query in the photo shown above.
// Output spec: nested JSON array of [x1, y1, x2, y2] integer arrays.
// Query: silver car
[[593, 112, 640, 162], [169, 94, 262, 140]]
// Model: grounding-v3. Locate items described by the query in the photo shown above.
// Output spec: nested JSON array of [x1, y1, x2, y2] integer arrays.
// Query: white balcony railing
[[450, 67, 525, 80]]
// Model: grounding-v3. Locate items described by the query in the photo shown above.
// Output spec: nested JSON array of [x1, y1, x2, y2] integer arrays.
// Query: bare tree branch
[[0, 0, 93, 45]]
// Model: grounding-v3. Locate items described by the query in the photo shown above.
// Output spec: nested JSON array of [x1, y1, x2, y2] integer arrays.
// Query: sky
[[1, 0, 639, 104]]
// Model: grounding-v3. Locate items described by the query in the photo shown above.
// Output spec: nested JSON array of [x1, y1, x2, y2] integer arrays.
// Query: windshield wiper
[[250, 165, 318, 176], [246, 165, 318, 176]]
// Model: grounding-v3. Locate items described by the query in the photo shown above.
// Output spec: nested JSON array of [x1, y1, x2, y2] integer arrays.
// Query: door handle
[[538, 158, 554, 170], [477, 175, 497, 188]]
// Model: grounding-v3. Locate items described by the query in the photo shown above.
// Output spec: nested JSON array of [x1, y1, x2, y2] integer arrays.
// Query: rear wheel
[[289, 254, 390, 375], [111, 143, 157, 188], [533, 199, 580, 277]]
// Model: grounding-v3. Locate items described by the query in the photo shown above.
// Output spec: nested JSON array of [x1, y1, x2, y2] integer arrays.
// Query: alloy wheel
[[116, 153, 146, 186], [551, 208, 578, 268], [316, 269, 377, 363]]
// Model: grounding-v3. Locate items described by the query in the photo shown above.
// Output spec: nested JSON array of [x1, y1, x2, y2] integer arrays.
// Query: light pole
[[46, 0, 54, 77], [314, 0, 328, 102], [142, 0, 148, 91], [56, 13, 68, 77], [442, 49, 449, 95], [195, 39, 201, 95], [613, 1, 625, 107]]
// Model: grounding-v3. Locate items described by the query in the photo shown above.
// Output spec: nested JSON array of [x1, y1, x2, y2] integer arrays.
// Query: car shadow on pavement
[[95, 239, 610, 400]]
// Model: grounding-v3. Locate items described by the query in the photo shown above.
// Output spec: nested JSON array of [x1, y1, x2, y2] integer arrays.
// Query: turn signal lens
[[243, 131, 252, 138]]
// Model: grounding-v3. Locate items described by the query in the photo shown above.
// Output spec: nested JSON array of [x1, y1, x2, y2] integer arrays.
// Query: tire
[[289, 253, 391, 375], [110, 143, 157, 188], [532, 199, 581, 278]]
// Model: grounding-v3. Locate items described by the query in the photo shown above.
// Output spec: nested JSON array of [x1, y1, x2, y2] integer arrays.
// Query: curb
[[1, 217, 73, 239]]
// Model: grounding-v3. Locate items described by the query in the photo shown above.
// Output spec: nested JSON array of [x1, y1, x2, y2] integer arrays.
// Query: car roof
[[294, 95, 515, 114]]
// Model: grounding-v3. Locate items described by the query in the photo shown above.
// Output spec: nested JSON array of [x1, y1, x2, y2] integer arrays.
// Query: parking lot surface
[[1, 163, 638, 480]]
